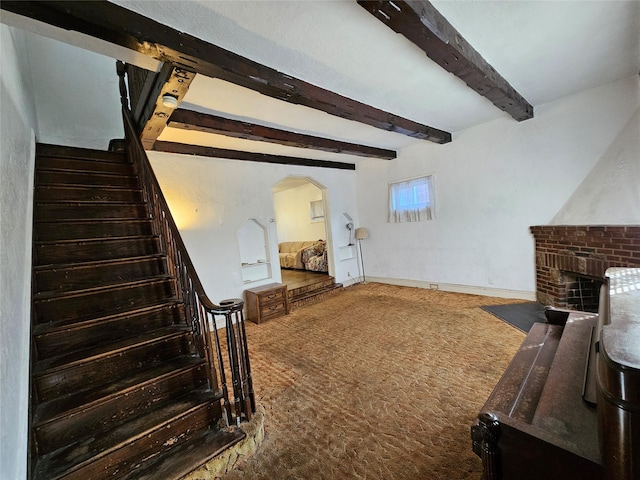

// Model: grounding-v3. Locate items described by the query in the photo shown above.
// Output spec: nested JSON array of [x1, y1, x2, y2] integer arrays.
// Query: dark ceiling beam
[[357, 1, 533, 121], [152, 141, 356, 170], [168, 109, 396, 160], [138, 66, 195, 150], [1, 1, 451, 144]]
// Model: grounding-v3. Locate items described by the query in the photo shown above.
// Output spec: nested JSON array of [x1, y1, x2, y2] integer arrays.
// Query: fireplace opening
[[564, 272, 604, 313]]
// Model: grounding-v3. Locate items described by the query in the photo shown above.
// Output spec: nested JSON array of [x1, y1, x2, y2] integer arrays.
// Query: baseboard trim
[[365, 276, 536, 301]]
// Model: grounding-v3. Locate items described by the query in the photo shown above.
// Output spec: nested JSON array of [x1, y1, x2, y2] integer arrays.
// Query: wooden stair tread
[[36, 165, 135, 177], [34, 275, 173, 301], [33, 259, 169, 297], [119, 427, 246, 480], [36, 183, 141, 191], [33, 254, 166, 272], [34, 357, 210, 426], [35, 200, 146, 208], [35, 171, 138, 186], [34, 236, 161, 267], [33, 389, 217, 480], [36, 144, 129, 162], [35, 234, 155, 246], [33, 301, 181, 338], [34, 325, 191, 375], [36, 218, 152, 224], [35, 171, 140, 189], [36, 158, 135, 172]]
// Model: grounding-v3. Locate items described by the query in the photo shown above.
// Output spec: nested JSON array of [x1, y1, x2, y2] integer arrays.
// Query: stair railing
[[117, 61, 255, 424]]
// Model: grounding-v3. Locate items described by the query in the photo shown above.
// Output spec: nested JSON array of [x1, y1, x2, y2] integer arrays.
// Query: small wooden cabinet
[[245, 283, 289, 324]]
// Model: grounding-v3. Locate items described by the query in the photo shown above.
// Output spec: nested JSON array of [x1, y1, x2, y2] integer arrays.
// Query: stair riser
[[36, 146, 128, 164], [35, 305, 182, 359], [37, 157, 135, 175], [35, 237, 160, 266], [35, 365, 208, 455], [34, 280, 176, 324], [35, 203, 147, 221], [59, 402, 221, 480], [36, 186, 142, 203], [35, 257, 167, 293], [290, 285, 344, 309], [36, 170, 139, 188], [35, 220, 154, 241], [288, 278, 337, 298], [35, 334, 193, 403]]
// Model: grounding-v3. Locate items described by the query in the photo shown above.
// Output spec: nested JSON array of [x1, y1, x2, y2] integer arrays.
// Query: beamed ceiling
[[2, 1, 639, 169]]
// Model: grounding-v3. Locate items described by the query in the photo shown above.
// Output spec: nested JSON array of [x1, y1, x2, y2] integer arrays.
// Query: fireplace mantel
[[530, 225, 640, 307]]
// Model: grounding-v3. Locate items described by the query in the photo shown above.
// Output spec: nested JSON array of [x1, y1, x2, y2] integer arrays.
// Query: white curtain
[[388, 176, 434, 223]]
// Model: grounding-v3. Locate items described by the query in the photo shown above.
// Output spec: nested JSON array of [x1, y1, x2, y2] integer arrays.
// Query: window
[[388, 175, 435, 223]]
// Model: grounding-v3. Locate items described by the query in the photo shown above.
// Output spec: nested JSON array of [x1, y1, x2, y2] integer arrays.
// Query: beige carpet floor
[[223, 282, 526, 480]]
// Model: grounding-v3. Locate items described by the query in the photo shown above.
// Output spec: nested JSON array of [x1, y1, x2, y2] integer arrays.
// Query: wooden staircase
[[30, 144, 244, 480]]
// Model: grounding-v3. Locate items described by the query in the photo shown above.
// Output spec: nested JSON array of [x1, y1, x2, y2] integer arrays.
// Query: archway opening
[[272, 176, 333, 283]]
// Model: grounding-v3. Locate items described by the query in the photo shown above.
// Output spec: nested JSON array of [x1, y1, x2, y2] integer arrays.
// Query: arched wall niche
[[238, 218, 272, 284]]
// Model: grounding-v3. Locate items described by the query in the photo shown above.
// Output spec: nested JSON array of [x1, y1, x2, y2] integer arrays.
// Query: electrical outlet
[[430, 284, 439, 290]]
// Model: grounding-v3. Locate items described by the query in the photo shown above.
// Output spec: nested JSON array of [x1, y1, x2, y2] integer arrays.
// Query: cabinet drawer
[[260, 301, 287, 320], [258, 289, 286, 305]]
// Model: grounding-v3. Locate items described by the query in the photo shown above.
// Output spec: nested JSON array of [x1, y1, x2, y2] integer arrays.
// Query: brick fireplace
[[530, 225, 640, 310]]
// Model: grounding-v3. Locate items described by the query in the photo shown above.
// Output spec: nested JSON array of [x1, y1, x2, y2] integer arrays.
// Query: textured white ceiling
[[7, 0, 640, 160], [116, 0, 640, 158]]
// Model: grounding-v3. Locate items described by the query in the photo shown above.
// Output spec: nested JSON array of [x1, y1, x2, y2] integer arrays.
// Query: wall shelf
[[339, 245, 356, 261], [239, 219, 272, 284], [241, 261, 271, 284]]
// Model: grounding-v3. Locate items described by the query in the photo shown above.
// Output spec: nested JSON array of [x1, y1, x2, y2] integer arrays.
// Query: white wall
[[1, 25, 39, 480], [148, 152, 361, 301], [274, 182, 326, 243], [551, 107, 640, 225], [356, 76, 640, 298], [24, 33, 123, 149]]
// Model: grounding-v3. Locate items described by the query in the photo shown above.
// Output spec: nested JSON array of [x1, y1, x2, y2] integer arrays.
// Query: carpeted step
[[287, 276, 337, 299], [289, 283, 344, 310]]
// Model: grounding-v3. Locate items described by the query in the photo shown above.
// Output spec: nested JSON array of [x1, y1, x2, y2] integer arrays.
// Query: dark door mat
[[481, 302, 547, 333]]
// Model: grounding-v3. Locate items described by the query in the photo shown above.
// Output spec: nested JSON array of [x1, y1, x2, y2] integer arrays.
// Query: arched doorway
[[272, 176, 333, 282]]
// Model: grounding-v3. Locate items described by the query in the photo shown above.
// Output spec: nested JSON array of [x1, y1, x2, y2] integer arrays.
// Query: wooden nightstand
[[245, 283, 289, 324]]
